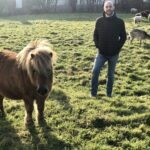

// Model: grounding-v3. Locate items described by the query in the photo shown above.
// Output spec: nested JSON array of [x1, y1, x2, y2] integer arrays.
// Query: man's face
[[104, 2, 114, 16]]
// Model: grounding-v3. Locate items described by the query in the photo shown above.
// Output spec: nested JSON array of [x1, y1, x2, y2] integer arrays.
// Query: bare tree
[[47, 0, 58, 12], [69, 0, 77, 12], [86, 0, 94, 12], [34, 0, 58, 12], [95, 0, 103, 12], [86, 0, 103, 12], [117, 0, 147, 12]]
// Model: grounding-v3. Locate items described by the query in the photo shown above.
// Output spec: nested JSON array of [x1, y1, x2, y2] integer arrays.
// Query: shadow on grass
[[0, 117, 25, 150], [91, 117, 112, 129], [21, 20, 32, 25], [91, 113, 150, 129], [27, 122, 72, 150], [49, 88, 72, 110], [0, 116, 71, 150], [143, 43, 150, 49]]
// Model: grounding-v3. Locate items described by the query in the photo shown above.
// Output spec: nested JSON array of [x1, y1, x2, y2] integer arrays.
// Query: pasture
[[0, 13, 150, 150]]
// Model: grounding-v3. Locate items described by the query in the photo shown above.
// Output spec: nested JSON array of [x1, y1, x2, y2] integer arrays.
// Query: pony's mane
[[17, 40, 57, 69]]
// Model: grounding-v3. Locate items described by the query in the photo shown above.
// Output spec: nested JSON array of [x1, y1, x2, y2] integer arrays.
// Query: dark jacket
[[94, 12, 126, 56]]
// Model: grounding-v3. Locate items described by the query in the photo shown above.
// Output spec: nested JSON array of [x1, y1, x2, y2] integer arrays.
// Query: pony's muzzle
[[37, 87, 48, 96]]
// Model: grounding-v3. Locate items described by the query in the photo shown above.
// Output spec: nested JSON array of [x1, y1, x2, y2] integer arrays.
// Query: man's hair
[[103, 0, 114, 7]]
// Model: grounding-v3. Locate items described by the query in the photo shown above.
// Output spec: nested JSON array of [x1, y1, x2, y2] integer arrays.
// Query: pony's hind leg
[[0, 95, 5, 117]]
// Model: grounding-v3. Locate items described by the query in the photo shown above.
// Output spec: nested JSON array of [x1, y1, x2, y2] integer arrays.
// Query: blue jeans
[[91, 54, 119, 97]]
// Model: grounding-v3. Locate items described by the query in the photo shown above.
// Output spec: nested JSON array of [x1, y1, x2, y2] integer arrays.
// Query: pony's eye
[[32, 69, 36, 75]]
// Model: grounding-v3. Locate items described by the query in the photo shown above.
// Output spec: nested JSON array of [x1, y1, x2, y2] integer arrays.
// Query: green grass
[[0, 13, 150, 150]]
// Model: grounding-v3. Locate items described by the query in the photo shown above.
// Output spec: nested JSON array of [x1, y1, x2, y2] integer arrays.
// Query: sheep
[[134, 16, 142, 24], [130, 8, 138, 14], [141, 10, 150, 18], [129, 29, 150, 45], [137, 10, 150, 18], [148, 14, 150, 21], [135, 13, 141, 16]]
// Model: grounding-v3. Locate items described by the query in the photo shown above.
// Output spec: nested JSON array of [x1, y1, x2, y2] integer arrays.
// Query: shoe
[[90, 94, 97, 98], [107, 95, 112, 98]]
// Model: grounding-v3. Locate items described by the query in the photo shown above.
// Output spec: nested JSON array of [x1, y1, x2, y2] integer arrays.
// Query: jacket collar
[[103, 11, 117, 20]]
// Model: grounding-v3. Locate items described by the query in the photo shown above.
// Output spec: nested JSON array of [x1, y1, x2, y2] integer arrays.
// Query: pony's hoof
[[25, 120, 34, 128]]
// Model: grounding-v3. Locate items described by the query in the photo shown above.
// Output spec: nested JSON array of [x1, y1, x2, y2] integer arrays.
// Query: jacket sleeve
[[93, 20, 99, 48], [118, 20, 126, 50]]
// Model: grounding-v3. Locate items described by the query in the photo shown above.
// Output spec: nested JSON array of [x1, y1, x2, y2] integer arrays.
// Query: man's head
[[103, 1, 115, 16]]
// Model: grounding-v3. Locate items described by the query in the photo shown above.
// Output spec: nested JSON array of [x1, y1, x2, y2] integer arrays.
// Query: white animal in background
[[148, 14, 150, 21], [130, 8, 138, 14], [135, 13, 141, 16], [134, 16, 142, 24]]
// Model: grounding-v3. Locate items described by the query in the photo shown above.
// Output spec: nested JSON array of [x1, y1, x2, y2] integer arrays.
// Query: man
[[91, 1, 126, 97]]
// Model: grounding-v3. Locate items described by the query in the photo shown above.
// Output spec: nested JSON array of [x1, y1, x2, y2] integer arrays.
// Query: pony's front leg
[[23, 99, 34, 126], [0, 95, 5, 117], [35, 99, 45, 124]]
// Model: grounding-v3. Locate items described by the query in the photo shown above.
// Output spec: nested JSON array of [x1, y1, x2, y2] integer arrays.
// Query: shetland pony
[[0, 40, 57, 126]]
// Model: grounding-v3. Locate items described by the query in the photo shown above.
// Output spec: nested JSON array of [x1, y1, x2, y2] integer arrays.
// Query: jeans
[[91, 54, 119, 97]]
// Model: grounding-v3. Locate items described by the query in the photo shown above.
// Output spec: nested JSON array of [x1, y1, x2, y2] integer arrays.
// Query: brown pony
[[0, 40, 57, 126]]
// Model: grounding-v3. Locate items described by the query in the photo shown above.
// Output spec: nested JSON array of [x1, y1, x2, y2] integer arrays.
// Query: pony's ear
[[50, 52, 53, 57], [31, 53, 35, 59]]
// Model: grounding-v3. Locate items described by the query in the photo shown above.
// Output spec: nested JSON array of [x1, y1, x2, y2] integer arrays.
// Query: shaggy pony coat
[[0, 40, 57, 126]]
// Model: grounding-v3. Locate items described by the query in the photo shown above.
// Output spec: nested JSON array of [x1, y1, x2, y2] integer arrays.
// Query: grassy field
[[0, 13, 150, 150]]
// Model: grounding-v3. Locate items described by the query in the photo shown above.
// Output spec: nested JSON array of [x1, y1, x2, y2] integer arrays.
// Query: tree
[[29, 0, 58, 13], [69, 0, 77, 12]]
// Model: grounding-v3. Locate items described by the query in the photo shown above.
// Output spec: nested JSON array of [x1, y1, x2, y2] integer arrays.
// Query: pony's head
[[17, 40, 57, 96]]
